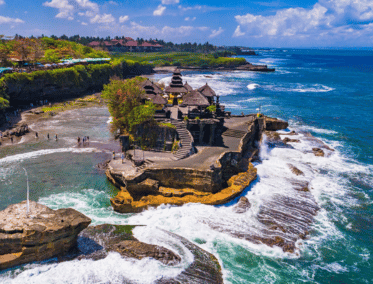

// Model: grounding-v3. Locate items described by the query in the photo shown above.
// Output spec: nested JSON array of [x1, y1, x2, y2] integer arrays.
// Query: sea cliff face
[[1, 62, 153, 107]]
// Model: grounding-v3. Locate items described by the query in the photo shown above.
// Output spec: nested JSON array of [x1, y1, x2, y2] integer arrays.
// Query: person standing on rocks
[[112, 151, 115, 160], [121, 152, 125, 164], [35, 132, 38, 139], [10, 137, 13, 143], [47, 133, 50, 140], [77, 137, 80, 144]]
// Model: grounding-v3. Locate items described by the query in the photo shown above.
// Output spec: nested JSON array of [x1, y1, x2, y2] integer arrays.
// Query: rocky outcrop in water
[[78, 225, 181, 265], [264, 117, 289, 131], [233, 197, 251, 213], [0, 201, 91, 270], [312, 147, 325, 157], [75, 224, 223, 283]]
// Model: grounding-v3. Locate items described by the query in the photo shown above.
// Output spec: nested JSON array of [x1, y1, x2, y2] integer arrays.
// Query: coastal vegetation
[[101, 77, 156, 135], [112, 52, 247, 68], [0, 36, 109, 66]]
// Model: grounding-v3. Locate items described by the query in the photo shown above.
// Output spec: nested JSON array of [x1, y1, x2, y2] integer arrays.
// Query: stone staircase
[[171, 120, 194, 160], [136, 159, 154, 170], [222, 128, 247, 139]]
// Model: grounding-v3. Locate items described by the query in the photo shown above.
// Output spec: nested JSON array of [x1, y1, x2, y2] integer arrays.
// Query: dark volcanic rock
[[312, 147, 325, 157], [233, 197, 251, 213], [288, 164, 304, 176], [283, 137, 300, 143], [0, 201, 91, 270], [112, 240, 181, 265], [264, 117, 289, 131]]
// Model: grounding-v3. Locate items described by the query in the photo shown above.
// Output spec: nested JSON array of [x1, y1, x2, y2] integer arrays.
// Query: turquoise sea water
[[0, 49, 372, 283]]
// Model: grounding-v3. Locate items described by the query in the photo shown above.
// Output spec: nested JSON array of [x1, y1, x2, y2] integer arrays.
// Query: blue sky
[[1, 0, 373, 47]]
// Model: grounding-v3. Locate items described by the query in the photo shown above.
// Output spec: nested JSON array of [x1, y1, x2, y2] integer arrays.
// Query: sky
[[1, 0, 373, 47]]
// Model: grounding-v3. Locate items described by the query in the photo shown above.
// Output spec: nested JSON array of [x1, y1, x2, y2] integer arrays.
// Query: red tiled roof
[[104, 41, 113, 46], [141, 42, 153, 47], [125, 37, 134, 41], [88, 41, 101, 47], [125, 41, 138, 47]]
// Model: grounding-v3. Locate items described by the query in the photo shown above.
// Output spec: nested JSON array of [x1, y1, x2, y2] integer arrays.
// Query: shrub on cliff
[[102, 77, 156, 135]]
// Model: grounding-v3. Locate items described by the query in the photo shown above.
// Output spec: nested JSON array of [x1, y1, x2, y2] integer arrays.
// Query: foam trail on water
[[0, 148, 96, 164]]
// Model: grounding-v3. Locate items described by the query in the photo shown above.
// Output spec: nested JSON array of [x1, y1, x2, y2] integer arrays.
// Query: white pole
[[22, 167, 29, 216]]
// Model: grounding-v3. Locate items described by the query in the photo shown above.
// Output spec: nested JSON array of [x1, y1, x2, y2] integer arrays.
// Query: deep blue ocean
[[0, 49, 372, 283]]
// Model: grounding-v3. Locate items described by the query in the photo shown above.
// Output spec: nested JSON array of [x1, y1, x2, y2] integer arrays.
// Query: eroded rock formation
[[0, 201, 91, 270], [110, 164, 257, 213]]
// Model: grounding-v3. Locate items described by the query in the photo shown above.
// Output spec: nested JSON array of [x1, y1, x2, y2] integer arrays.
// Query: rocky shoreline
[[154, 63, 275, 73], [0, 202, 223, 283]]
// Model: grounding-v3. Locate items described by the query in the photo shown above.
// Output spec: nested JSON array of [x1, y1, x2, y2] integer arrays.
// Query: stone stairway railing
[[170, 119, 194, 160]]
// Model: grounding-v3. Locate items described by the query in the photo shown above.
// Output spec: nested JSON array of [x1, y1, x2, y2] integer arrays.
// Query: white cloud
[[233, 25, 245, 37], [178, 5, 202, 11], [81, 22, 88, 25], [161, 0, 179, 4], [108, 1, 118, 5], [184, 17, 196, 21], [43, 0, 74, 19], [119, 21, 210, 38], [75, 0, 99, 12], [153, 5, 166, 16], [209, 27, 224, 38], [119, 15, 129, 23], [0, 0, 5, 5], [90, 13, 115, 23], [0, 15, 24, 24], [233, 0, 373, 44]]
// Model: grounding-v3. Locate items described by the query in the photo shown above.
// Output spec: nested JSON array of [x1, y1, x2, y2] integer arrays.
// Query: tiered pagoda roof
[[165, 71, 188, 94], [141, 79, 164, 94]]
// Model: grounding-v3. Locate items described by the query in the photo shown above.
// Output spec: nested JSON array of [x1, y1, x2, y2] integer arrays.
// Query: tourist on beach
[[112, 151, 115, 160], [47, 133, 50, 140], [10, 137, 13, 143], [55, 134, 58, 140], [121, 152, 125, 164], [87, 136, 89, 142], [77, 137, 80, 144], [35, 132, 38, 138]]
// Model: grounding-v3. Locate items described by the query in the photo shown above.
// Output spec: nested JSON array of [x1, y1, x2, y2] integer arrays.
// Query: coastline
[[153, 63, 275, 73]]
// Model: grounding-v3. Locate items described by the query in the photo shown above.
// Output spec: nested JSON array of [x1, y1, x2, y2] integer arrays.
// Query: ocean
[[0, 49, 372, 283]]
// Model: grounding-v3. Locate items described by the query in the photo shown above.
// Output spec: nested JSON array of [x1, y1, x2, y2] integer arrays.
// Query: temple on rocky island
[[108, 70, 289, 214], [138, 70, 226, 147]]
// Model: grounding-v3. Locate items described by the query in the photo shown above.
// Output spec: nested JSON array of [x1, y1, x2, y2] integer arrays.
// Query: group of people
[[35, 132, 58, 140], [77, 136, 89, 145]]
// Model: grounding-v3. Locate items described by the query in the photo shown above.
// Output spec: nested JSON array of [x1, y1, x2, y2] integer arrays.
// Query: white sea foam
[[266, 83, 335, 93], [0, 148, 96, 165], [1, 252, 184, 284], [247, 83, 259, 90]]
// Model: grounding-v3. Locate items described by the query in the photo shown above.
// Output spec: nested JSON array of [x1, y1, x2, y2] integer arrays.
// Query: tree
[[101, 77, 155, 135]]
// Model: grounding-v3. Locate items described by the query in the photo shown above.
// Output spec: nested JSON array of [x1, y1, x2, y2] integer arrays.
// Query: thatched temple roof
[[197, 83, 216, 97], [184, 81, 193, 92], [151, 94, 168, 105], [141, 79, 164, 94], [180, 90, 210, 107]]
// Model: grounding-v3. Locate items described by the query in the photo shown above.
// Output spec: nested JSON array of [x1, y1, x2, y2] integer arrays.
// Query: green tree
[[101, 76, 155, 135]]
